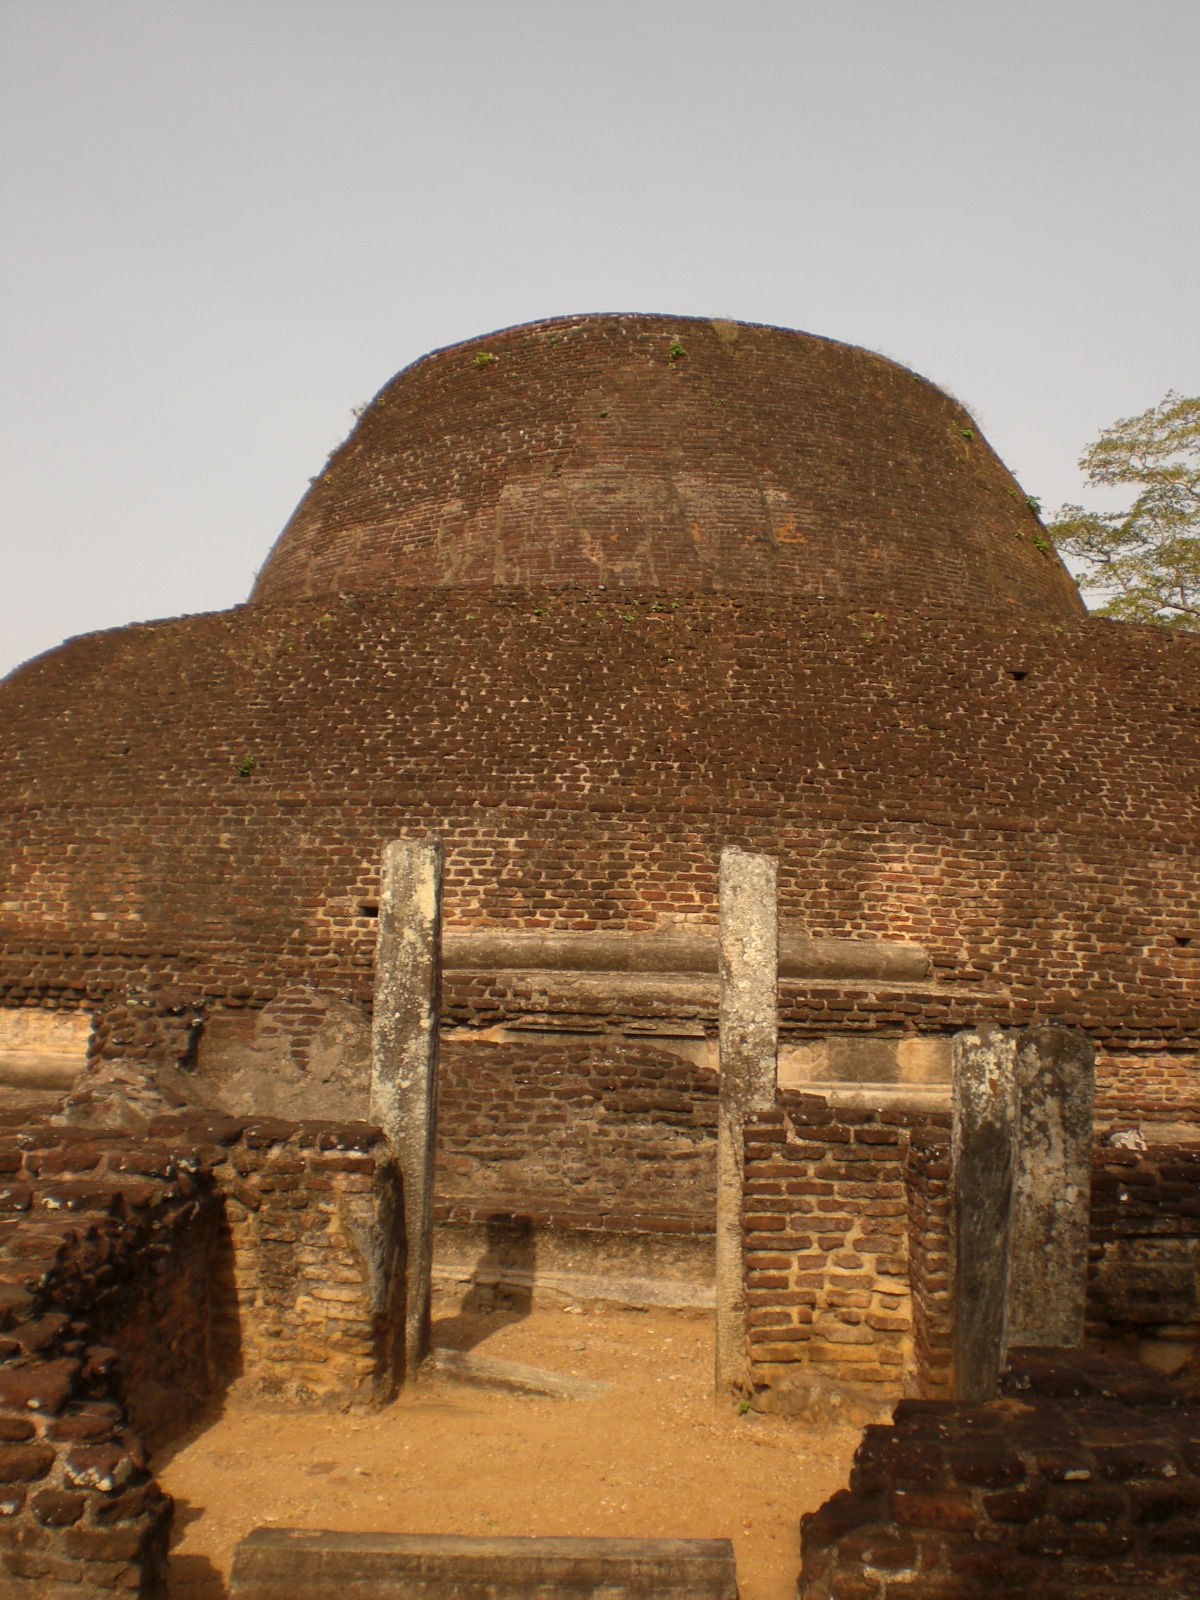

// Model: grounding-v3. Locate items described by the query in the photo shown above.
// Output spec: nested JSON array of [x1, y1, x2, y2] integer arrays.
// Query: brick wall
[[906, 1130, 953, 1398], [3, 596, 1197, 1088], [800, 1351, 1200, 1599], [1089, 1140, 1200, 1369], [744, 1109, 1200, 1404], [743, 1095, 939, 1393], [0, 1112, 402, 1596], [436, 1037, 716, 1223]]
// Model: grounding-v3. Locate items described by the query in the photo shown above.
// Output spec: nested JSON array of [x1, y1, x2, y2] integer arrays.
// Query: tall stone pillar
[[714, 846, 778, 1395], [951, 1025, 1016, 1402], [1008, 1023, 1095, 1347], [369, 837, 443, 1383]]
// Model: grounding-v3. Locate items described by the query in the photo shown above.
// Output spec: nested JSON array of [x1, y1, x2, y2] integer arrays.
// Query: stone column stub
[[951, 1024, 1017, 1402], [714, 845, 779, 1396], [370, 837, 443, 1384], [1008, 1022, 1095, 1347]]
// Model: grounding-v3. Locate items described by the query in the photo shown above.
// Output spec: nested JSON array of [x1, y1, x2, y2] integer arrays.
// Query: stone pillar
[[951, 1025, 1016, 1402], [1008, 1023, 1095, 1347], [369, 838, 443, 1383], [714, 846, 778, 1395]]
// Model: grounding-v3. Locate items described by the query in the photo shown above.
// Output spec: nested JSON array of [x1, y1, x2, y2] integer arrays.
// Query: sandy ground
[[157, 1304, 862, 1599]]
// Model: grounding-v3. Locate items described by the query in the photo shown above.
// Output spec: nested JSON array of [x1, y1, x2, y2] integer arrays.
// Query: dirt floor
[[157, 1303, 863, 1599]]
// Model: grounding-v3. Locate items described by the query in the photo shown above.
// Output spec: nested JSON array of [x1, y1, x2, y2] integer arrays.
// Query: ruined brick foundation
[[0, 1111, 402, 1597], [800, 1351, 1200, 1599]]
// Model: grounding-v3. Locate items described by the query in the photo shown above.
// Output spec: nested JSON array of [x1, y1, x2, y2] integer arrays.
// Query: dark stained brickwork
[[251, 315, 1083, 620], [0, 1111, 402, 1596]]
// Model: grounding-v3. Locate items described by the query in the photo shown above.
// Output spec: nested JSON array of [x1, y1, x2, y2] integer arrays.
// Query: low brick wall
[[0, 1118, 198, 1595], [1089, 1139, 1200, 1377], [742, 1096, 942, 1393], [744, 1104, 1200, 1404], [800, 1351, 1200, 1599], [0, 1111, 403, 1597], [154, 1113, 405, 1407]]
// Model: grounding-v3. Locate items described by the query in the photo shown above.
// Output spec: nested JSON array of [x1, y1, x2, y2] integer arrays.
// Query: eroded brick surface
[[800, 1353, 1200, 1599]]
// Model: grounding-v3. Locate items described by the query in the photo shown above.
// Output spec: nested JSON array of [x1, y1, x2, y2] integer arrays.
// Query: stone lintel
[[441, 928, 927, 981]]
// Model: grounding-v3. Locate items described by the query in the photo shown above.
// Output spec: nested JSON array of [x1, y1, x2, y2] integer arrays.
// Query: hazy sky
[[3, 0, 1198, 679]]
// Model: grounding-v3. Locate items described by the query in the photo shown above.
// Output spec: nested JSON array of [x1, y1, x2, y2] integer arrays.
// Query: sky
[[2, 0, 1198, 680]]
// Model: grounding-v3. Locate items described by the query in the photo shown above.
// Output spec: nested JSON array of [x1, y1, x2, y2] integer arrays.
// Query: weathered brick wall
[[436, 1038, 716, 1222], [743, 1095, 935, 1392], [800, 1351, 1200, 1599], [1096, 1051, 1200, 1117], [3, 597, 1196, 1084], [146, 1112, 404, 1408], [251, 315, 1081, 619], [0, 1112, 402, 1597]]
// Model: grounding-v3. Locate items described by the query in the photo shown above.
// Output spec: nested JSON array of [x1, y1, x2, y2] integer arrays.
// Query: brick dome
[[250, 314, 1083, 618]]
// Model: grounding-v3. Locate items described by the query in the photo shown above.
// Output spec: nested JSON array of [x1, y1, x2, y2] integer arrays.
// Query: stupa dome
[[251, 314, 1083, 618]]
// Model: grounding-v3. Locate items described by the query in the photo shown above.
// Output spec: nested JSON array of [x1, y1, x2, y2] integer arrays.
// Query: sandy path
[[158, 1304, 860, 1599]]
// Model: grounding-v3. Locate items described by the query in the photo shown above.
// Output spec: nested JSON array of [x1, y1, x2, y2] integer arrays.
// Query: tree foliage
[[1047, 391, 1200, 629]]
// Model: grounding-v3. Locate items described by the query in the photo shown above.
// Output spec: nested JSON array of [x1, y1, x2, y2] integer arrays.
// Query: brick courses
[[2, 594, 1198, 1104], [250, 315, 1083, 619], [742, 1107, 1200, 1399]]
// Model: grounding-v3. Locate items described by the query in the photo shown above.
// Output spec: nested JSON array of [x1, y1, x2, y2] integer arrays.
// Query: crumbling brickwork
[[0, 1112, 402, 1596], [800, 1351, 1200, 1599]]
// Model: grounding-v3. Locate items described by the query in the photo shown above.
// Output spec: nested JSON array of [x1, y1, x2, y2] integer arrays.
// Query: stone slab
[[230, 1530, 738, 1600], [426, 1347, 612, 1400]]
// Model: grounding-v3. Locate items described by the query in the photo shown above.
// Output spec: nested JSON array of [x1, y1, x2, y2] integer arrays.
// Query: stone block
[[230, 1530, 738, 1600]]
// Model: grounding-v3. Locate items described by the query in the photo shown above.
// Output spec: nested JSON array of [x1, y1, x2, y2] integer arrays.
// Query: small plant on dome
[[666, 340, 686, 365], [474, 351, 499, 369]]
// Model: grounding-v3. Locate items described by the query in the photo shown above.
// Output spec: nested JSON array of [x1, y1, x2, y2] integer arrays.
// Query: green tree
[[1047, 391, 1200, 629]]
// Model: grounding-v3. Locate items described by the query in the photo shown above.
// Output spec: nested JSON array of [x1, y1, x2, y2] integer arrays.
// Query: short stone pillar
[[369, 837, 443, 1383], [714, 846, 778, 1395], [950, 1021, 1095, 1400], [951, 1025, 1016, 1402], [1009, 1023, 1095, 1346]]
